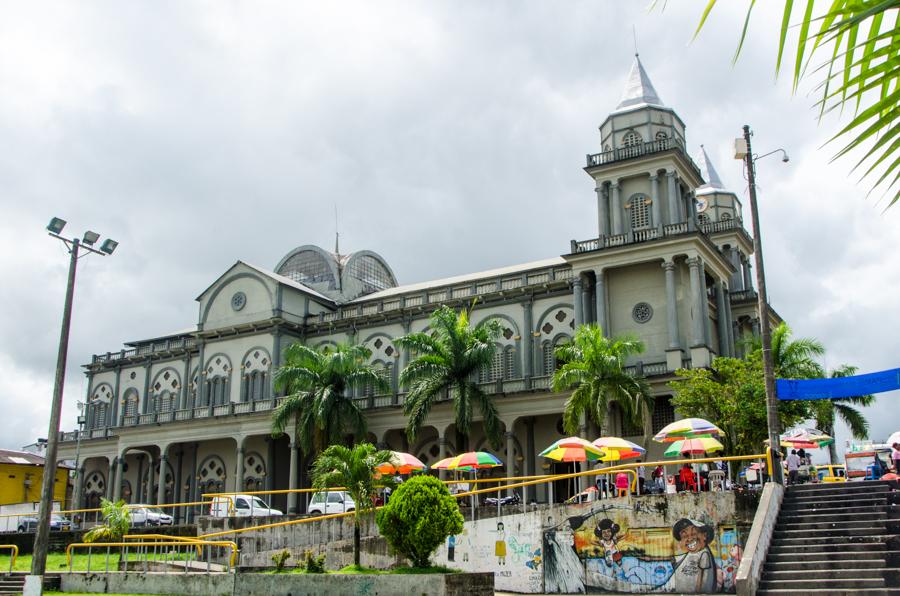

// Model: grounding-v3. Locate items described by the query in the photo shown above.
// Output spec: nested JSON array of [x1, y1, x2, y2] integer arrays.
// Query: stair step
[[780, 508, 888, 521], [768, 550, 900, 563], [782, 500, 889, 512], [758, 590, 900, 595], [765, 559, 890, 571], [787, 481, 892, 493], [779, 518, 887, 530], [784, 493, 889, 505], [759, 578, 885, 589], [769, 542, 890, 554], [774, 526, 890, 539], [763, 567, 888, 580]]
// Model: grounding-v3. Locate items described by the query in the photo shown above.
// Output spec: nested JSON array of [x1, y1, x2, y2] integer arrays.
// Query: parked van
[[308, 491, 355, 515], [209, 495, 283, 518]]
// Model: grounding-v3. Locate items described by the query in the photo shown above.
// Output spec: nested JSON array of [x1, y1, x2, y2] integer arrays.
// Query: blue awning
[[777, 368, 900, 400]]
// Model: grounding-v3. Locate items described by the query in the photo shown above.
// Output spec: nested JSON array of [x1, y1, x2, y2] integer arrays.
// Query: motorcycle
[[484, 492, 520, 507]]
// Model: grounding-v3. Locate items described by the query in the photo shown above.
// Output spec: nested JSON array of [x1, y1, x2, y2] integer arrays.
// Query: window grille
[[721, 212, 732, 221], [698, 213, 710, 225], [92, 403, 107, 428], [651, 396, 676, 433], [348, 255, 395, 294], [541, 342, 554, 376], [504, 347, 517, 379], [630, 195, 651, 229], [623, 131, 642, 147], [277, 250, 337, 289], [655, 131, 669, 149], [123, 393, 138, 417]]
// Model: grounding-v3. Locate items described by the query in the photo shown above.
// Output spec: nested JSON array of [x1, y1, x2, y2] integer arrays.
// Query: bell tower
[[585, 55, 704, 243]]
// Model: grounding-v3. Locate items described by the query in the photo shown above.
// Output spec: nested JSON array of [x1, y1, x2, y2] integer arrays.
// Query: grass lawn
[[0, 549, 196, 573]]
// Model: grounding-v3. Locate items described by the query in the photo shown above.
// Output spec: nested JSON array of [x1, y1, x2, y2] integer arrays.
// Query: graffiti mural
[[545, 498, 749, 594]]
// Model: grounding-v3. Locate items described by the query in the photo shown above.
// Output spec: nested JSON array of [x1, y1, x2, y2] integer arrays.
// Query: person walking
[[786, 449, 801, 485]]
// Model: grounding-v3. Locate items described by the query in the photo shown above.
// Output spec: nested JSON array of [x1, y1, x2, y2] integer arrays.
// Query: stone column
[[525, 418, 535, 504], [729, 249, 743, 291], [573, 278, 584, 328], [522, 299, 533, 381], [265, 438, 275, 492], [723, 286, 736, 357], [751, 317, 761, 338], [715, 281, 728, 357], [113, 456, 125, 502], [594, 269, 608, 335], [135, 455, 144, 503], [148, 453, 159, 505], [688, 258, 705, 347], [235, 440, 246, 494], [610, 182, 622, 235], [666, 170, 680, 225], [650, 174, 662, 230], [106, 458, 116, 501], [663, 261, 680, 349], [287, 440, 299, 513], [72, 466, 85, 510], [505, 430, 516, 497], [156, 452, 168, 510], [174, 448, 183, 524], [699, 259, 711, 345], [743, 257, 753, 291], [581, 280, 592, 324], [438, 436, 449, 481], [596, 184, 609, 238], [188, 443, 198, 524]]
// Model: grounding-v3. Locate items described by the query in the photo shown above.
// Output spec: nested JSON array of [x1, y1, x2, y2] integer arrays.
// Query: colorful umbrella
[[784, 428, 833, 447], [887, 431, 900, 447], [592, 437, 646, 461], [653, 418, 723, 442], [375, 451, 426, 475], [432, 451, 503, 470], [540, 437, 607, 462], [664, 437, 724, 457]]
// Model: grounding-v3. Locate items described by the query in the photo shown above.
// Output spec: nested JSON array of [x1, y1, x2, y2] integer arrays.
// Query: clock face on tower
[[696, 197, 709, 213]]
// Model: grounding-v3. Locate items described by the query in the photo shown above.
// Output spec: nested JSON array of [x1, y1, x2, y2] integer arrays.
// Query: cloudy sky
[[1, 2, 897, 459]]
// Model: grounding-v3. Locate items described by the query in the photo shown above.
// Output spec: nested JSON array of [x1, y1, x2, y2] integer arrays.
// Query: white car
[[209, 495, 283, 518], [308, 491, 356, 515], [128, 505, 172, 527]]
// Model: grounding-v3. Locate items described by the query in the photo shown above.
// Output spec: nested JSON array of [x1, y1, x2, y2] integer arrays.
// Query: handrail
[[123, 534, 204, 555], [0, 500, 217, 520], [0, 545, 17, 573], [67, 539, 239, 569], [197, 453, 769, 540]]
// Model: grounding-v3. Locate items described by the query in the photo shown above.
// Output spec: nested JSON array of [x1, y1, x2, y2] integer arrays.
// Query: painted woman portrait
[[667, 518, 717, 593]]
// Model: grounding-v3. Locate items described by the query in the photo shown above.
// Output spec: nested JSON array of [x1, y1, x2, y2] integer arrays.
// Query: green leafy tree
[[396, 305, 504, 449], [272, 342, 389, 455], [310, 442, 394, 567], [810, 364, 875, 462], [551, 324, 653, 443], [670, 355, 810, 457], [375, 475, 464, 568], [661, 1, 900, 206], [83, 498, 131, 543]]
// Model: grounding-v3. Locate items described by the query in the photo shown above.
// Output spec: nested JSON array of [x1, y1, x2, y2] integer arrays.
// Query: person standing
[[892, 443, 900, 474], [786, 449, 801, 485], [635, 460, 645, 495]]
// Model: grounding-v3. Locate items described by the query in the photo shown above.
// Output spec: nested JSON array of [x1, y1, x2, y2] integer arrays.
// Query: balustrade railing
[[92, 337, 197, 364], [193, 407, 209, 419], [212, 404, 231, 417], [233, 402, 253, 414], [729, 289, 757, 302], [174, 409, 192, 421], [586, 139, 701, 178], [572, 218, 746, 254]]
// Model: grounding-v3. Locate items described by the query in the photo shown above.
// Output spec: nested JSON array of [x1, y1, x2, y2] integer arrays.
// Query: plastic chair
[[708, 470, 726, 491]]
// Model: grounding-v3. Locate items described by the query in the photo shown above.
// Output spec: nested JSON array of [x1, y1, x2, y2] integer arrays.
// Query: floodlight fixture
[[82, 231, 100, 246], [47, 217, 67, 234], [100, 239, 118, 255]]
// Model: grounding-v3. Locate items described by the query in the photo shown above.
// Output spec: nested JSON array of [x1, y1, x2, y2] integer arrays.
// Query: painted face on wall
[[678, 524, 708, 553], [600, 527, 613, 541]]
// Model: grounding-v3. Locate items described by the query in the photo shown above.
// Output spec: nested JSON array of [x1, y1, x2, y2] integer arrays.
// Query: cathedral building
[[57, 56, 769, 516]]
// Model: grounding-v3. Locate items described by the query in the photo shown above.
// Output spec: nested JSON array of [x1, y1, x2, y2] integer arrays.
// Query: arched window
[[83, 471, 105, 509], [721, 212, 733, 221], [698, 213, 710, 226], [242, 348, 271, 402], [623, 131, 642, 147], [629, 195, 652, 230], [204, 355, 232, 407], [122, 389, 139, 419], [198, 455, 227, 495], [655, 131, 669, 149], [504, 346, 517, 379], [242, 452, 266, 492], [480, 348, 504, 383], [541, 342, 555, 376], [89, 384, 113, 428], [151, 369, 180, 413]]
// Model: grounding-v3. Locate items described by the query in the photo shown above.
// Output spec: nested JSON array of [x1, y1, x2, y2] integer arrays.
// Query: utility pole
[[26, 220, 117, 596], [742, 125, 784, 484]]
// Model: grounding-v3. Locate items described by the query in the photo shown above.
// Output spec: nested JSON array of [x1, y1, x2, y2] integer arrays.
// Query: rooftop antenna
[[632, 25, 639, 57], [334, 205, 340, 259]]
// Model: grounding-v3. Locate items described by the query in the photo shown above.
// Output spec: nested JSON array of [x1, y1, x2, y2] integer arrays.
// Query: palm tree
[[396, 305, 504, 449], [83, 498, 131, 543], [551, 324, 653, 444], [272, 342, 389, 455], [310, 443, 394, 567], [744, 322, 825, 379], [659, 1, 899, 206], [811, 364, 875, 463]]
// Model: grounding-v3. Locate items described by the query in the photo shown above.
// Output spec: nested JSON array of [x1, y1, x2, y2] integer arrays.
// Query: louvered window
[[630, 196, 651, 230]]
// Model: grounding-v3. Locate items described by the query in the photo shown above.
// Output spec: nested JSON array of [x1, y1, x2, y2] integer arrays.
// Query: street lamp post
[[25, 219, 117, 596], [736, 126, 787, 485], [71, 401, 85, 510]]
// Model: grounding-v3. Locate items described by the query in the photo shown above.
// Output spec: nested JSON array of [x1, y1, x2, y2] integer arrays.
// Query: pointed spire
[[696, 145, 727, 194], [615, 54, 664, 111]]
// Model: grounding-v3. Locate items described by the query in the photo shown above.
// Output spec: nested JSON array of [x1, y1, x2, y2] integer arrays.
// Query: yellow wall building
[[0, 449, 69, 507]]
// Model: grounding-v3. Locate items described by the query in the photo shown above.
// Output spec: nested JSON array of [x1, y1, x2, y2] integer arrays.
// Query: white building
[[56, 56, 769, 517]]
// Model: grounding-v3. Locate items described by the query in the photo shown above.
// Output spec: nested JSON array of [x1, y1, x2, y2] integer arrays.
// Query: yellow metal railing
[[0, 500, 218, 531], [123, 533, 205, 555], [66, 539, 238, 571], [0, 545, 17, 573]]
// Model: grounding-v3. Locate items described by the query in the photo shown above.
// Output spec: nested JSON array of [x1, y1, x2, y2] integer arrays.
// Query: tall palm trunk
[[353, 520, 361, 567]]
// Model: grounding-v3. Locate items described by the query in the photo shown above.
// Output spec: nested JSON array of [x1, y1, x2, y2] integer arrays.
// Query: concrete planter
[[60, 571, 494, 596]]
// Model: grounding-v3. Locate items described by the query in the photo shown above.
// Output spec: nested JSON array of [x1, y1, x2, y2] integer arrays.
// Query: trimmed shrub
[[299, 549, 327, 573], [271, 549, 291, 572], [375, 475, 464, 568]]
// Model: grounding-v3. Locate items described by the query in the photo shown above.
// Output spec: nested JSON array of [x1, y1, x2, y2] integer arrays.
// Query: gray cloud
[[1, 1, 897, 452]]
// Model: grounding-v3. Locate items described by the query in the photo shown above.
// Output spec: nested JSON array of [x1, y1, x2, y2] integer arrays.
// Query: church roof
[[615, 54, 665, 111], [696, 145, 729, 195]]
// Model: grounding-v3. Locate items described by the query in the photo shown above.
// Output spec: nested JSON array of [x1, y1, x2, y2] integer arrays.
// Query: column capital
[[572, 277, 583, 289], [666, 169, 677, 178], [594, 266, 606, 276], [649, 173, 659, 181], [504, 431, 516, 440], [610, 180, 620, 190], [687, 256, 701, 268], [662, 260, 676, 272]]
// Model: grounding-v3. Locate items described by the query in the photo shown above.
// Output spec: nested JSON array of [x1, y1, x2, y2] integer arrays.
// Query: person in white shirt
[[785, 450, 801, 484]]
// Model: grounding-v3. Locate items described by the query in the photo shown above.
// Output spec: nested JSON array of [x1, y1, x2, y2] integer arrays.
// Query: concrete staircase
[[758, 480, 899, 595], [0, 573, 61, 595]]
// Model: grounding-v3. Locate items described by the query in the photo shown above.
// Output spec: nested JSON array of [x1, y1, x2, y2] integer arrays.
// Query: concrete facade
[[56, 56, 775, 513]]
